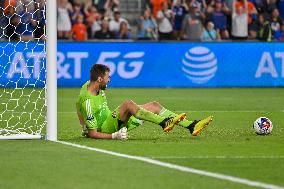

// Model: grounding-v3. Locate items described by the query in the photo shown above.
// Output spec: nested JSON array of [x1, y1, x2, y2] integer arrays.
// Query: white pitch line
[[150, 156, 284, 159], [56, 140, 284, 189]]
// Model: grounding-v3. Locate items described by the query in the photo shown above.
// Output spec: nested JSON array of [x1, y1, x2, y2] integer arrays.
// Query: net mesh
[[0, 0, 46, 138]]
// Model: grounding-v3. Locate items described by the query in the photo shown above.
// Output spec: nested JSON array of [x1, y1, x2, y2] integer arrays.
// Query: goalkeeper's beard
[[100, 83, 107, 90]]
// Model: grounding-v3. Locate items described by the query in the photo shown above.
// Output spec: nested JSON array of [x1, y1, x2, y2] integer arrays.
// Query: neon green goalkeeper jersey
[[76, 81, 111, 131]]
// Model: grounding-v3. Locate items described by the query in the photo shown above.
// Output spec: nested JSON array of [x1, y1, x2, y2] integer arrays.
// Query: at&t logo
[[182, 46, 217, 84], [97, 52, 144, 79]]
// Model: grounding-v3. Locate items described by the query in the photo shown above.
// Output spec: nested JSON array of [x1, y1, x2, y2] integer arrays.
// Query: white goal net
[[0, 0, 47, 139]]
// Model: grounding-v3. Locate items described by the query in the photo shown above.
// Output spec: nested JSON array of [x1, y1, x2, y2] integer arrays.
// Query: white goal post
[[0, 0, 57, 140], [46, 0, 57, 141]]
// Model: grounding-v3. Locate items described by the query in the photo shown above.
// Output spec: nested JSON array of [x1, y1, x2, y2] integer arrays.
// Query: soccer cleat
[[162, 113, 187, 133], [191, 116, 213, 136]]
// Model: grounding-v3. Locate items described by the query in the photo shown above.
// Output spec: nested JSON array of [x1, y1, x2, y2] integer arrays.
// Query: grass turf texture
[[1, 88, 284, 189]]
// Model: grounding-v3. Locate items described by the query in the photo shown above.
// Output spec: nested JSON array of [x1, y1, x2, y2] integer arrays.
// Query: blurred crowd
[[0, 0, 45, 41], [56, 0, 284, 41], [0, 0, 284, 41]]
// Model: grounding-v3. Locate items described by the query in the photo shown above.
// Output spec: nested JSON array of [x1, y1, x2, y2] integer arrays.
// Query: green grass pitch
[[0, 88, 284, 189]]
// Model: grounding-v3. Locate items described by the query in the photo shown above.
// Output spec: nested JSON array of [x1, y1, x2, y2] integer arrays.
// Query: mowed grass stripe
[[0, 140, 250, 189], [2, 88, 283, 188], [57, 88, 284, 186], [57, 140, 284, 189]]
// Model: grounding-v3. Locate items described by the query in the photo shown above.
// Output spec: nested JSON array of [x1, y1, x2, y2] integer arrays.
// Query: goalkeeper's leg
[[140, 101, 213, 135], [140, 101, 193, 127], [119, 100, 185, 132]]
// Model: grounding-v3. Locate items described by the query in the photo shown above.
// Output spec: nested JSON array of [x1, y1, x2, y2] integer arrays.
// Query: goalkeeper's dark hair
[[90, 64, 110, 81]]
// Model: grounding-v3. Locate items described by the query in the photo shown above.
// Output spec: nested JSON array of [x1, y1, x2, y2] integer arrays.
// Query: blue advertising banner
[[1, 42, 284, 87], [0, 42, 46, 88]]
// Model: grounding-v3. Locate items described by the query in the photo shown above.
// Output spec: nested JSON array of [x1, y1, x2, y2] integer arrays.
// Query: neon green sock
[[134, 108, 164, 125], [159, 107, 193, 127]]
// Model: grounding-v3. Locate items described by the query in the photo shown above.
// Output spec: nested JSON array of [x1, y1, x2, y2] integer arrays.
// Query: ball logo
[[259, 118, 271, 130], [182, 47, 217, 84]]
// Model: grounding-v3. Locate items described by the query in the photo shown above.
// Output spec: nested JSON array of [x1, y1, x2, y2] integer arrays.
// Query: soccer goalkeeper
[[76, 64, 213, 140]]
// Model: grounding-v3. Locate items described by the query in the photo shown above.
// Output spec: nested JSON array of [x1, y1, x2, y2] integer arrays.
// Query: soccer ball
[[253, 117, 273, 135]]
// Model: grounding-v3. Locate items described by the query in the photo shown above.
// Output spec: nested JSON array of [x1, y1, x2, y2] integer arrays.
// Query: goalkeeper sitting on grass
[[76, 64, 213, 140]]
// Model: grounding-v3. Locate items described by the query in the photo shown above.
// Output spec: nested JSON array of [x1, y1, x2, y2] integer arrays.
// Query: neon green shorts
[[100, 107, 143, 134]]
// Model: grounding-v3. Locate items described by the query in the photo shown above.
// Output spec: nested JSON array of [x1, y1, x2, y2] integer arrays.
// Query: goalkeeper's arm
[[77, 110, 85, 128], [77, 111, 127, 139], [78, 101, 127, 140], [88, 127, 128, 140]]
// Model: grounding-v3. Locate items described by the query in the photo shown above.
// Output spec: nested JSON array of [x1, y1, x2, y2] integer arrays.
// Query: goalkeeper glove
[[112, 127, 128, 140], [111, 127, 128, 140]]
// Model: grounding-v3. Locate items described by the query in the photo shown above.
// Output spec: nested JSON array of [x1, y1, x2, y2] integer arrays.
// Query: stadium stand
[[0, 0, 283, 41]]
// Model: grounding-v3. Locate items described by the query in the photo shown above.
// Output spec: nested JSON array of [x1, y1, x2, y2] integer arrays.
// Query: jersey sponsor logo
[[181, 46, 217, 84], [97, 52, 145, 79]]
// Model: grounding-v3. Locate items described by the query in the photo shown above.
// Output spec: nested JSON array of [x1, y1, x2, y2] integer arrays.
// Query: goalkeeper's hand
[[112, 127, 128, 140]]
